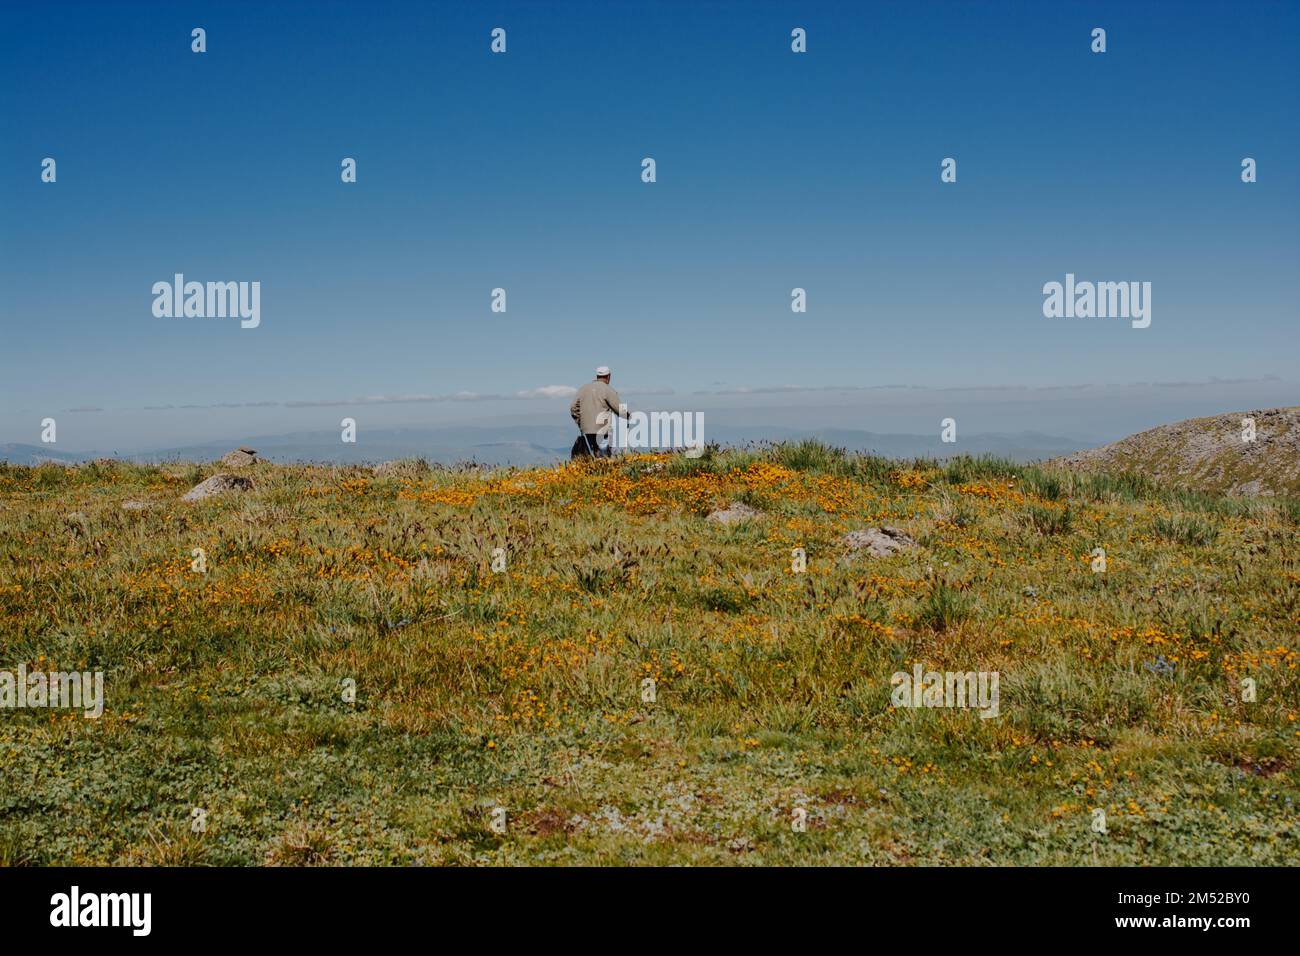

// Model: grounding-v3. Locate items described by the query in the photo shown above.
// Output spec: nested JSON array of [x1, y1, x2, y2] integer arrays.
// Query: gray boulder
[[843, 526, 919, 557], [220, 446, 259, 468], [181, 474, 253, 502], [706, 502, 761, 525]]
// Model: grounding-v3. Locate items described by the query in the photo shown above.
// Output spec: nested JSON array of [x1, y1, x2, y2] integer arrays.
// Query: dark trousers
[[570, 434, 610, 459]]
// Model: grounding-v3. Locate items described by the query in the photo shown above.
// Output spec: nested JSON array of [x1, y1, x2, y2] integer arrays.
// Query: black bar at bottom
[[0, 866, 1277, 940]]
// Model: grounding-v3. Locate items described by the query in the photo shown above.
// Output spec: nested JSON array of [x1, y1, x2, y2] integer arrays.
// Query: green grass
[[1021, 503, 1074, 536], [0, 443, 1296, 866], [940, 455, 1021, 485], [914, 580, 974, 632], [1151, 514, 1219, 547]]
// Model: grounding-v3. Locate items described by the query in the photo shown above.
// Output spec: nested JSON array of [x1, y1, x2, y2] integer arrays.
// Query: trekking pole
[[576, 421, 596, 458]]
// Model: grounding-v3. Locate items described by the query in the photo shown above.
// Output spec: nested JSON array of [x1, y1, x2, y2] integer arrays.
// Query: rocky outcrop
[[706, 502, 761, 525], [1050, 407, 1300, 496], [181, 474, 253, 502], [220, 446, 259, 468], [843, 526, 919, 557]]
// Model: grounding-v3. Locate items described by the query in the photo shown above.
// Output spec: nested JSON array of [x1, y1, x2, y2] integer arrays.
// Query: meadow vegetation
[[0, 441, 1296, 865]]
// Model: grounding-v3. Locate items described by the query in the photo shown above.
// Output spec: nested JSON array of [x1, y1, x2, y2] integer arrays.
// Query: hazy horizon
[[5, 376, 1295, 462]]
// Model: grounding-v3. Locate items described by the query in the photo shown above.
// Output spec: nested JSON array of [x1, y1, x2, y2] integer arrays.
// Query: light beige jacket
[[570, 380, 626, 433]]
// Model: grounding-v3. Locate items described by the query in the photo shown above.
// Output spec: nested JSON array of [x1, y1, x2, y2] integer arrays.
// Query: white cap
[[595, 366, 611, 377]]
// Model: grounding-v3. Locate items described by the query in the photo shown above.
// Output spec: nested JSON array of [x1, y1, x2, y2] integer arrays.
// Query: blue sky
[[2, 0, 1296, 452]]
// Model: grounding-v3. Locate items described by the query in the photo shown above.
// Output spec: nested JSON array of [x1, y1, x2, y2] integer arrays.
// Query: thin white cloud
[[283, 393, 488, 408], [515, 385, 577, 399], [116, 374, 1287, 412], [695, 375, 1284, 396], [137, 384, 673, 411]]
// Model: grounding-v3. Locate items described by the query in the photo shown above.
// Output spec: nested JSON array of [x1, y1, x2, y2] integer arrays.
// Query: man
[[570, 366, 628, 459]]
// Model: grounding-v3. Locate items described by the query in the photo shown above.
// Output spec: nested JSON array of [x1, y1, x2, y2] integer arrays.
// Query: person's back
[[570, 366, 625, 458]]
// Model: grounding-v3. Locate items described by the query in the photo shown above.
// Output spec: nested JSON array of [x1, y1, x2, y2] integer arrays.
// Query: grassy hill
[[1, 444, 1297, 865], [1052, 407, 1300, 497]]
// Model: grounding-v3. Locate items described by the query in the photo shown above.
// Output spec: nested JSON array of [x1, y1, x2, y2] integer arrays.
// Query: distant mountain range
[[0, 444, 86, 466], [2, 424, 1086, 466]]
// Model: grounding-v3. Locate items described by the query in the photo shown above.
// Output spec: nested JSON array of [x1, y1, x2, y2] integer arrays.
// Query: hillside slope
[[1051, 407, 1300, 497]]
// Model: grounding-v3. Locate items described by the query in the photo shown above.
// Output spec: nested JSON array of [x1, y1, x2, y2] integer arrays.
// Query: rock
[[843, 526, 919, 557], [706, 502, 761, 525], [181, 474, 253, 502], [121, 500, 148, 511], [1229, 478, 1273, 497], [220, 446, 258, 468]]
